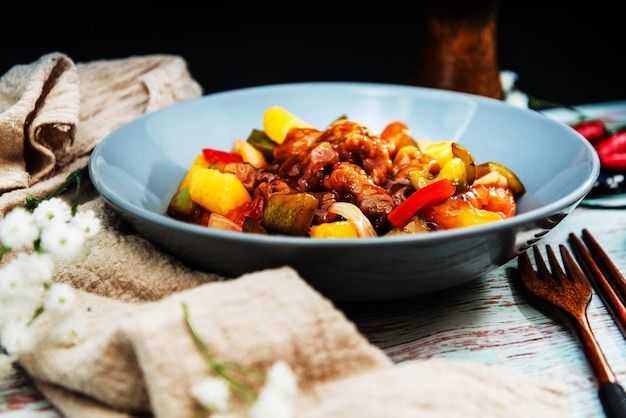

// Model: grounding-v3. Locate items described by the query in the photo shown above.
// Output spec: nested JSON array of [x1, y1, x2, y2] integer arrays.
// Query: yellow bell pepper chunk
[[263, 106, 311, 144], [449, 207, 504, 228], [437, 157, 467, 184], [310, 220, 359, 238], [178, 153, 207, 191], [188, 168, 251, 216], [418, 139, 454, 166], [428, 205, 504, 229]]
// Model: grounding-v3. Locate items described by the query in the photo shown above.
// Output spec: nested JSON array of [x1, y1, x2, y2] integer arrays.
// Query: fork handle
[[599, 382, 626, 418]]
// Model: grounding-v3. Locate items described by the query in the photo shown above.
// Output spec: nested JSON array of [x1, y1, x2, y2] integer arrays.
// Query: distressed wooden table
[[2, 203, 625, 417]]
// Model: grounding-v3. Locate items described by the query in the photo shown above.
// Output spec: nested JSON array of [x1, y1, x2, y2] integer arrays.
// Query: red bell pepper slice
[[388, 178, 456, 227], [202, 148, 243, 164]]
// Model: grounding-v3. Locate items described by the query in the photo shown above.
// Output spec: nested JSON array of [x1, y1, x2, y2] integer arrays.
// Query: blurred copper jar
[[414, 0, 502, 99]]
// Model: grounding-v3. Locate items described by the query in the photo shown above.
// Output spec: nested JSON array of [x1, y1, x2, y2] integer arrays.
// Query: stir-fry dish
[[166, 106, 526, 238]]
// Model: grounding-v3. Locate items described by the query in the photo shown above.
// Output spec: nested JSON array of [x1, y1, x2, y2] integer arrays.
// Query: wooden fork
[[518, 244, 626, 418]]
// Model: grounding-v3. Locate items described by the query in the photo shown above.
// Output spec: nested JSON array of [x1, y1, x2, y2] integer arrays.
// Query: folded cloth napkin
[[0, 52, 203, 214], [0, 53, 569, 418]]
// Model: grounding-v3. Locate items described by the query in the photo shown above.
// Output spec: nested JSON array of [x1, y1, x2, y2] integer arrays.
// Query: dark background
[[4, 1, 624, 107]]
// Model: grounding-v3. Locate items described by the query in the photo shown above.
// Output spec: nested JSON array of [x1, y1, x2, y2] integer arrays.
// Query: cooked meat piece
[[273, 128, 323, 162], [254, 179, 298, 200], [176, 119, 407, 236], [312, 191, 340, 225], [385, 145, 440, 205], [278, 141, 339, 191], [323, 162, 395, 232], [222, 162, 280, 192], [318, 120, 393, 185]]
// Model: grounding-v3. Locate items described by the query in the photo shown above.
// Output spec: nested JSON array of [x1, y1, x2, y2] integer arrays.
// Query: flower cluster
[[182, 303, 298, 418], [0, 197, 100, 379]]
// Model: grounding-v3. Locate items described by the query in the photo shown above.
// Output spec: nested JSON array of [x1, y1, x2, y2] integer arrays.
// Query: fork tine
[[517, 249, 534, 279], [547, 245, 568, 282], [560, 244, 592, 288], [534, 245, 558, 282]]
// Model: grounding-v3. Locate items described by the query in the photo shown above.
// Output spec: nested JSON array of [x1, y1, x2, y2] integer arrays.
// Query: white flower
[[39, 222, 85, 262], [32, 198, 72, 229], [0, 299, 40, 330], [1, 319, 36, 355], [0, 267, 45, 320], [191, 377, 231, 413], [250, 361, 297, 418], [250, 387, 295, 418], [46, 312, 87, 346], [70, 209, 101, 238], [13, 252, 54, 287], [0, 258, 40, 299], [0, 168, 101, 358], [0, 255, 47, 329], [264, 361, 297, 396], [0, 352, 16, 380], [0, 208, 38, 250], [44, 283, 76, 314], [0, 261, 24, 299]]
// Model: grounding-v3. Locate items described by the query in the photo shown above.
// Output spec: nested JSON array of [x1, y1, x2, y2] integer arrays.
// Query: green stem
[[0, 246, 11, 261], [182, 302, 261, 405], [28, 306, 45, 326], [25, 165, 89, 215], [220, 361, 266, 384], [182, 302, 219, 369]]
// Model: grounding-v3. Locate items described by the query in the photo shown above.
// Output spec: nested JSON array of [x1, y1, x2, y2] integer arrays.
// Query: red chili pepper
[[571, 119, 607, 143], [594, 131, 626, 157], [202, 148, 243, 164], [598, 153, 626, 172], [594, 131, 626, 171], [388, 178, 456, 227]]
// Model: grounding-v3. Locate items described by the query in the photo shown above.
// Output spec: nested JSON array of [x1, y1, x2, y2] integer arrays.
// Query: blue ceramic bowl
[[89, 82, 600, 302]]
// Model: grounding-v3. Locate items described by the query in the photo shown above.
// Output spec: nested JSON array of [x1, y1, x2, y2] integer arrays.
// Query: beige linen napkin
[[0, 52, 203, 215], [0, 53, 569, 418]]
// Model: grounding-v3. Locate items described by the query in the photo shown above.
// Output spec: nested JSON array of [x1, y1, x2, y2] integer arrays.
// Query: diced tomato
[[380, 121, 414, 154], [225, 195, 265, 225]]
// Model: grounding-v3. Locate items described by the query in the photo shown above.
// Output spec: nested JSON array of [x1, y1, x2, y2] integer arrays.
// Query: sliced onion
[[328, 202, 377, 238], [232, 138, 267, 168], [473, 170, 508, 188], [207, 213, 242, 232]]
